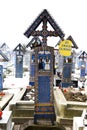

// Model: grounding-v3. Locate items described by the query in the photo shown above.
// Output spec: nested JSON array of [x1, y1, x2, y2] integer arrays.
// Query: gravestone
[[13, 44, 24, 78], [29, 51, 35, 86], [0, 50, 9, 90], [0, 65, 3, 90], [34, 46, 56, 124], [79, 51, 87, 79], [80, 64, 86, 78], [26, 36, 42, 86], [24, 9, 65, 124], [58, 36, 78, 88], [61, 56, 73, 87]]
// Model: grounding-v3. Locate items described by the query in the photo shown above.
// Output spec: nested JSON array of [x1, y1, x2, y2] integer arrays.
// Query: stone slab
[[73, 117, 84, 130], [0, 93, 13, 110], [0, 111, 14, 130]]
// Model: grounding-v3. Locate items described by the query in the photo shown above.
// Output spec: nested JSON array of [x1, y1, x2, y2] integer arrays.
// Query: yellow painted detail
[[59, 40, 72, 56]]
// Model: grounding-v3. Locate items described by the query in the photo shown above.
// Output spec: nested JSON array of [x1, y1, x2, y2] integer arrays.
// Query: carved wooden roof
[[0, 50, 9, 61], [26, 36, 42, 49], [24, 9, 65, 45], [13, 44, 24, 54], [67, 35, 78, 49], [56, 35, 78, 49], [79, 51, 87, 59]]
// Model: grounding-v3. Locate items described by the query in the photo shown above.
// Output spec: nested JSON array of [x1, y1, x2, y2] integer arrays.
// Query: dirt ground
[[62, 87, 87, 102]]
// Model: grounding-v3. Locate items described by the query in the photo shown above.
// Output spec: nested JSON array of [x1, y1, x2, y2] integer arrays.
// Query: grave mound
[[62, 87, 87, 102]]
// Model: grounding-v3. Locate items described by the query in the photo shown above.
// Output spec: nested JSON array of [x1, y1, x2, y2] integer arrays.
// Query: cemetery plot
[[0, 91, 13, 110], [21, 86, 35, 102], [54, 87, 87, 124], [9, 87, 34, 123], [62, 87, 87, 102]]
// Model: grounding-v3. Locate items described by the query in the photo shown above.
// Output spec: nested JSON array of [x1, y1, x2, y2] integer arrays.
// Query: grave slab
[[0, 111, 14, 130]]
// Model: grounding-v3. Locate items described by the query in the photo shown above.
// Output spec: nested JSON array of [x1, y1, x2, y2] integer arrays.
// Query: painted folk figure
[[38, 56, 50, 70], [44, 56, 50, 70], [38, 57, 44, 70]]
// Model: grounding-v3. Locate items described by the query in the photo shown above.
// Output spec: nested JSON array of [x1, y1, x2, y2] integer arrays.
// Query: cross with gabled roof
[[24, 9, 65, 45]]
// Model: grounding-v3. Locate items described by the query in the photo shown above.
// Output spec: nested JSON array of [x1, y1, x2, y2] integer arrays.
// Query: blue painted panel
[[15, 56, 23, 78], [81, 60, 86, 66], [34, 113, 56, 120], [0, 65, 3, 90], [78, 61, 81, 68], [80, 68, 85, 77], [61, 82, 72, 88], [29, 54, 35, 86], [38, 76, 50, 103], [38, 54, 51, 59], [80, 61, 86, 77], [32, 54, 35, 61], [78, 60, 86, 70], [63, 64, 72, 78], [72, 62, 75, 73], [30, 64, 35, 76], [29, 82, 35, 86]]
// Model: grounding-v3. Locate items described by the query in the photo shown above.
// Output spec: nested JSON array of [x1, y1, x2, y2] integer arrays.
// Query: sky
[[0, 0, 87, 51]]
